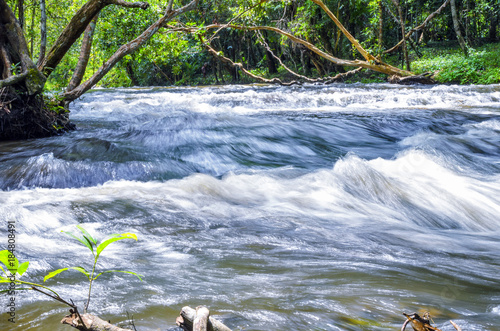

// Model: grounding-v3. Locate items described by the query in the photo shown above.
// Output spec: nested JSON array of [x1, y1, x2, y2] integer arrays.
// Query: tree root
[[0, 86, 75, 140]]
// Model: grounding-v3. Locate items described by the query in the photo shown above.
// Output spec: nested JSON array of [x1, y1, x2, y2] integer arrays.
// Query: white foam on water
[[2, 148, 499, 238], [70, 84, 500, 118]]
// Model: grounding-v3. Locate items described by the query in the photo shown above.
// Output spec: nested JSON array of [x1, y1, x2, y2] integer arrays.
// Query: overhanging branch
[[62, 0, 200, 102], [39, 0, 150, 78], [202, 24, 413, 77]]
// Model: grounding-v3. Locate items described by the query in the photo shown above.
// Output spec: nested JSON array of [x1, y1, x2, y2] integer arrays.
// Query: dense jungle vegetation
[[6, 0, 500, 89]]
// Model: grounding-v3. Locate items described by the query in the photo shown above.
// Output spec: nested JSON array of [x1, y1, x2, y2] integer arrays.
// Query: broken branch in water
[[176, 306, 232, 331], [401, 312, 462, 331], [61, 312, 133, 331]]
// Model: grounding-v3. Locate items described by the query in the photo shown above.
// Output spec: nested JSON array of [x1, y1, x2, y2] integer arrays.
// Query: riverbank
[[411, 41, 500, 84]]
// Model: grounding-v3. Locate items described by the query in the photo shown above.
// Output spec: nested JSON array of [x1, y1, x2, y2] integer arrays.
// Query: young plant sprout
[[44, 225, 143, 312]]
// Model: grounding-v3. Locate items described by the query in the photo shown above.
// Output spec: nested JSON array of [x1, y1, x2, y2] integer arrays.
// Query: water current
[[1, 84, 500, 330]]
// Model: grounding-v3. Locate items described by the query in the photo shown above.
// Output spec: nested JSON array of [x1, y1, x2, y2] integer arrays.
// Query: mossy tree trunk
[[0, 0, 58, 140]]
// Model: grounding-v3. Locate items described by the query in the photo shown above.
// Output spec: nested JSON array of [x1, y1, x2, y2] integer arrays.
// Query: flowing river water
[[1, 84, 500, 330]]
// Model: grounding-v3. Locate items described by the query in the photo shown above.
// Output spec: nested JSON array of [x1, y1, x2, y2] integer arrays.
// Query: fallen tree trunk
[[387, 72, 436, 85]]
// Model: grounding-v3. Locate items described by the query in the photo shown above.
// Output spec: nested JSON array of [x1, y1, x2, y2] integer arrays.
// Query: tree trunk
[[488, 9, 498, 41], [0, 0, 67, 139], [67, 14, 99, 91], [450, 0, 468, 56], [16, 0, 23, 29], [36, 0, 46, 66], [300, 48, 310, 76], [377, 0, 383, 54], [0, 0, 46, 94], [391, 0, 410, 71], [29, 0, 35, 56], [263, 32, 277, 74], [124, 59, 139, 86]]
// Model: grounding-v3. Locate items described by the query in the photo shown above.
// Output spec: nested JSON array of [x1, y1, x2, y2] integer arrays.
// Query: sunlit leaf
[[44, 266, 90, 282], [96, 232, 138, 259], [62, 230, 94, 254], [77, 225, 97, 245], [0, 250, 18, 275], [17, 261, 29, 277]]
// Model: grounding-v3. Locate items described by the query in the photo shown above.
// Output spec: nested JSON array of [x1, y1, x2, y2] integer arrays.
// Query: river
[[1, 84, 500, 330]]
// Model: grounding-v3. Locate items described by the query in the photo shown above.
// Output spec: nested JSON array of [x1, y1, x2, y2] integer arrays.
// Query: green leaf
[[77, 225, 97, 245], [93, 270, 143, 282], [17, 261, 29, 277], [96, 232, 137, 259], [44, 266, 90, 282], [62, 230, 94, 254], [0, 250, 18, 275]]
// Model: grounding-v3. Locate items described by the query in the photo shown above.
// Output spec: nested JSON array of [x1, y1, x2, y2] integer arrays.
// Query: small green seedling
[[44, 225, 143, 312]]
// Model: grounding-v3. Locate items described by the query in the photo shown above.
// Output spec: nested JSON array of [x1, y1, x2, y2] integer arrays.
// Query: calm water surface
[[1, 84, 500, 330]]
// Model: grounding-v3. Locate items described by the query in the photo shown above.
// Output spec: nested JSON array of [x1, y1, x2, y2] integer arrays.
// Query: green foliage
[[412, 42, 500, 84], [12, 0, 500, 88], [10, 62, 21, 75], [0, 250, 59, 296], [44, 94, 68, 115], [44, 225, 142, 311], [0, 250, 29, 280]]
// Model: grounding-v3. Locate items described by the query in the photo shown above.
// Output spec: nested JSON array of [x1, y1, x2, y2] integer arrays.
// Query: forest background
[[5, 0, 500, 90]]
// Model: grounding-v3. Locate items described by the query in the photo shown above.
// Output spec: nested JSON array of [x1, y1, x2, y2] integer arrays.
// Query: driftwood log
[[388, 73, 436, 85], [61, 312, 133, 331], [176, 306, 232, 331]]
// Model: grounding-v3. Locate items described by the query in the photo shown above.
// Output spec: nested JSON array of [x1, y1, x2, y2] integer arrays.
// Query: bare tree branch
[[384, 0, 450, 54], [67, 14, 99, 91], [203, 24, 413, 77], [199, 35, 300, 86], [310, 0, 378, 63]]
